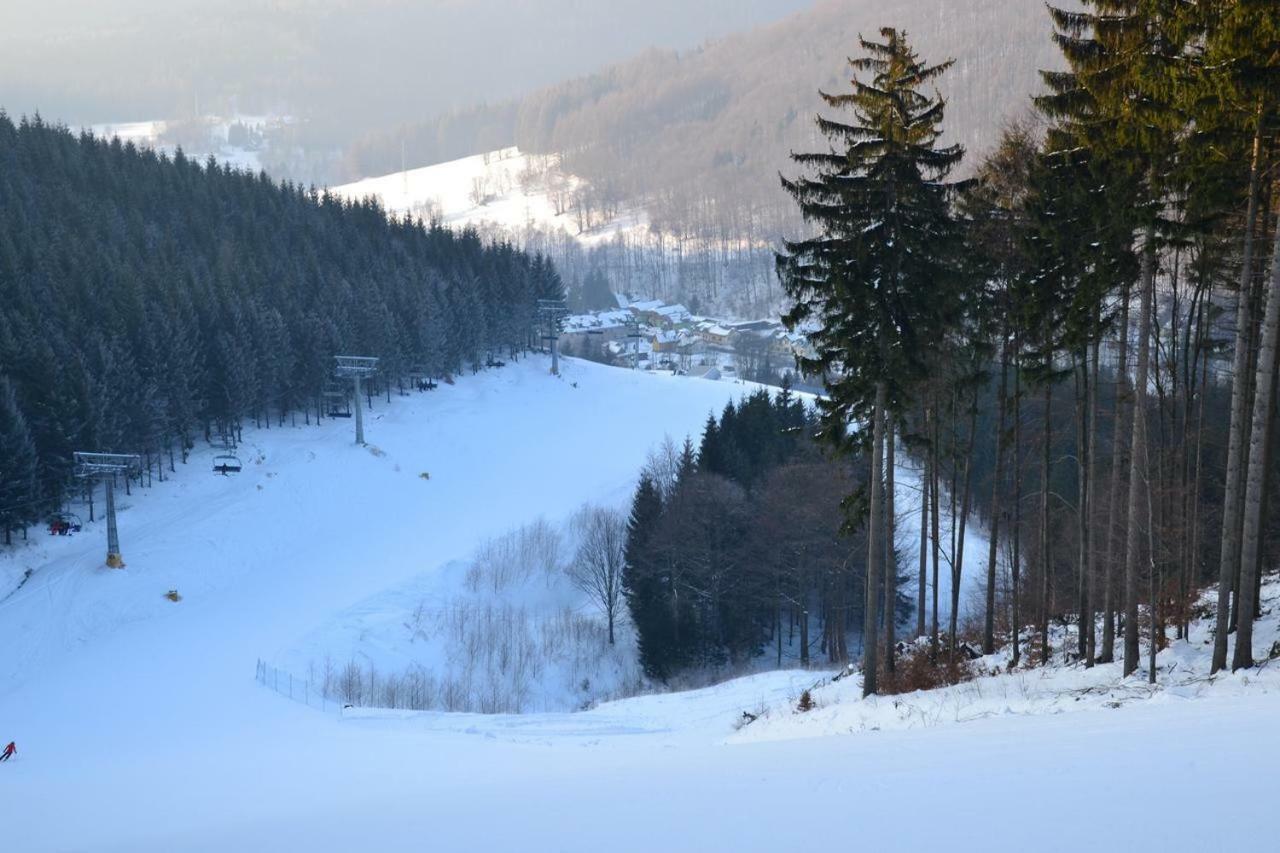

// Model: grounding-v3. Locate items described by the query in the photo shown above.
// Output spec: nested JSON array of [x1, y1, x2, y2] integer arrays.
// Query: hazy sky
[[0, 0, 816, 130]]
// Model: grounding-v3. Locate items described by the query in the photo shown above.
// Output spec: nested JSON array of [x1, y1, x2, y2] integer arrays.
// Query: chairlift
[[324, 385, 352, 418], [212, 454, 243, 475], [411, 375, 438, 392], [407, 369, 437, 392], [47, 512, 84, 536]]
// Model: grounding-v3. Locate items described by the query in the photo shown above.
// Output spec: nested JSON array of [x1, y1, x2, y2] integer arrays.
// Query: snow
[[1, 355, 1275, 851], [86, 114, 281, 174], [654, 304, 691, 321], [564, 309, 632, 332], [329, 147, 647, 247], [733, 574, 1280, 746], [88, 119, 166, 146]]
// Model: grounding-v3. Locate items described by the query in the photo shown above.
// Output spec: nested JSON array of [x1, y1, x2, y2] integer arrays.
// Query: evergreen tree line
[[622, 386, 910, 681], [0, 114, 564, 544], [778, 3, 1280, 698]]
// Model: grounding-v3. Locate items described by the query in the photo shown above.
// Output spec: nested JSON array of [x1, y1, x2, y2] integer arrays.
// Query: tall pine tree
[[778, 28, 965, 694]]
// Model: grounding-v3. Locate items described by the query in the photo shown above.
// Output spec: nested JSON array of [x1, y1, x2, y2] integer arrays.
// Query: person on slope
[[0, 741, 14, 762]]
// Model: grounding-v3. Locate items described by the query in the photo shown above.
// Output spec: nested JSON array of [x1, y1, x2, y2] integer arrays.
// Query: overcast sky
[[0, 0, 816, 130]]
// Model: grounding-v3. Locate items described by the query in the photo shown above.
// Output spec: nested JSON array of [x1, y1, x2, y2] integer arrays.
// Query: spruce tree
[[622, 473, 673, 679], [778, 28, 964, 694]]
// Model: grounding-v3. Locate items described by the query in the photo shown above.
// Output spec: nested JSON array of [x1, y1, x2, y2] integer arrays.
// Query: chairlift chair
[[48, 512, 84, 536], [212, 454, 243, 475], [324, 385, 352, 418]]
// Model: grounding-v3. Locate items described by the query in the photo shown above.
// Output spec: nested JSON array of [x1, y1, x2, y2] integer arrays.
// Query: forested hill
[[0, 113, 562, 540], [343, 0, 1063, 236]]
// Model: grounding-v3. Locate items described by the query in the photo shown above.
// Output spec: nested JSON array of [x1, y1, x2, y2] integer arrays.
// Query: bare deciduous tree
[[569, 506, 628, 644]]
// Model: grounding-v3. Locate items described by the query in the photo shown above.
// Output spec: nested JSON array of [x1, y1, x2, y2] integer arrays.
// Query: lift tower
[[74, 452, 142, 568], [624, 317, 645, 370], [538, 298, 570, 376], [334, 356, 380, 445]]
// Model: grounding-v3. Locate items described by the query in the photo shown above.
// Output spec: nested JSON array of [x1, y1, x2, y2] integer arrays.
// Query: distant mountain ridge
[[346, 0, 1065, 238], [341, 0, 1066, 315]]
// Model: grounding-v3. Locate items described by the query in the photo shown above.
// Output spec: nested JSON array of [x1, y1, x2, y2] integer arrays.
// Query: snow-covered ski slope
[[330, 147, 646, 246], [0, 356, 1276, 852]]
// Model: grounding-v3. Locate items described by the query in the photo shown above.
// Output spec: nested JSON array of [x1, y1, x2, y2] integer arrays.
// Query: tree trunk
[[1076, 342, 1098, 666], [800, 602, 810, 667], [931, 406, 942, 660], [863, 381, 886, 696], [776, 595, 783, 667], [1187, 299, 1209, 641], [1076, 354, 1089, 662], [918, 425, 929, 639], [1232, 218, 1280, 671], [1213, 117, 1265, 674], [984, 342, 1010, 655], [1040, 380, 1052, 666], [1012, 358, 1023, 667], [1101, 282, 1132, 664], [1086, 335, 1100, 664], [951, 391, 978, 657], [884, 426, 897, 673], [1124, 227, 1157, 677]]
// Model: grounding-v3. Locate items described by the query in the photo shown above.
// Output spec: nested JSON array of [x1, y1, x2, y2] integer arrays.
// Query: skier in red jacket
[[0, 742, 14, 762]]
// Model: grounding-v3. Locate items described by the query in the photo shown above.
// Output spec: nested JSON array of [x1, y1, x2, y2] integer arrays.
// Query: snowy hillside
[[328, 147, 785, 318], [330, 147, 646, 246], [0, 358, 749, 689]]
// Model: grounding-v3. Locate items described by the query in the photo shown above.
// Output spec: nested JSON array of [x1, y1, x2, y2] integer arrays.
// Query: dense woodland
[[777, 0, 1280, 695], [0, 114, 563, 543], [622, 387, 912, 681]]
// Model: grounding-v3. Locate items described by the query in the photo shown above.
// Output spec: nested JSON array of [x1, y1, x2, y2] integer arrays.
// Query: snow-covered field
[[0, 356, 1275, 852], [88, 114, 279, 173], [330, 147, 646, 246]]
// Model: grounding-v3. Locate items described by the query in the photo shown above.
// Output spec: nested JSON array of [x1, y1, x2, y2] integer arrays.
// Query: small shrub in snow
[[796, 689, 816, 713], [734, 703, 768, 730], [879, 643, 976, 696], [464, 519, 562, 593]]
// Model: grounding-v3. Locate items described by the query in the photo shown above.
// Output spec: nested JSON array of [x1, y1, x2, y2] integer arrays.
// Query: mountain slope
[[347, 0, 1066, 227], [340, 0, 1068, 315]]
